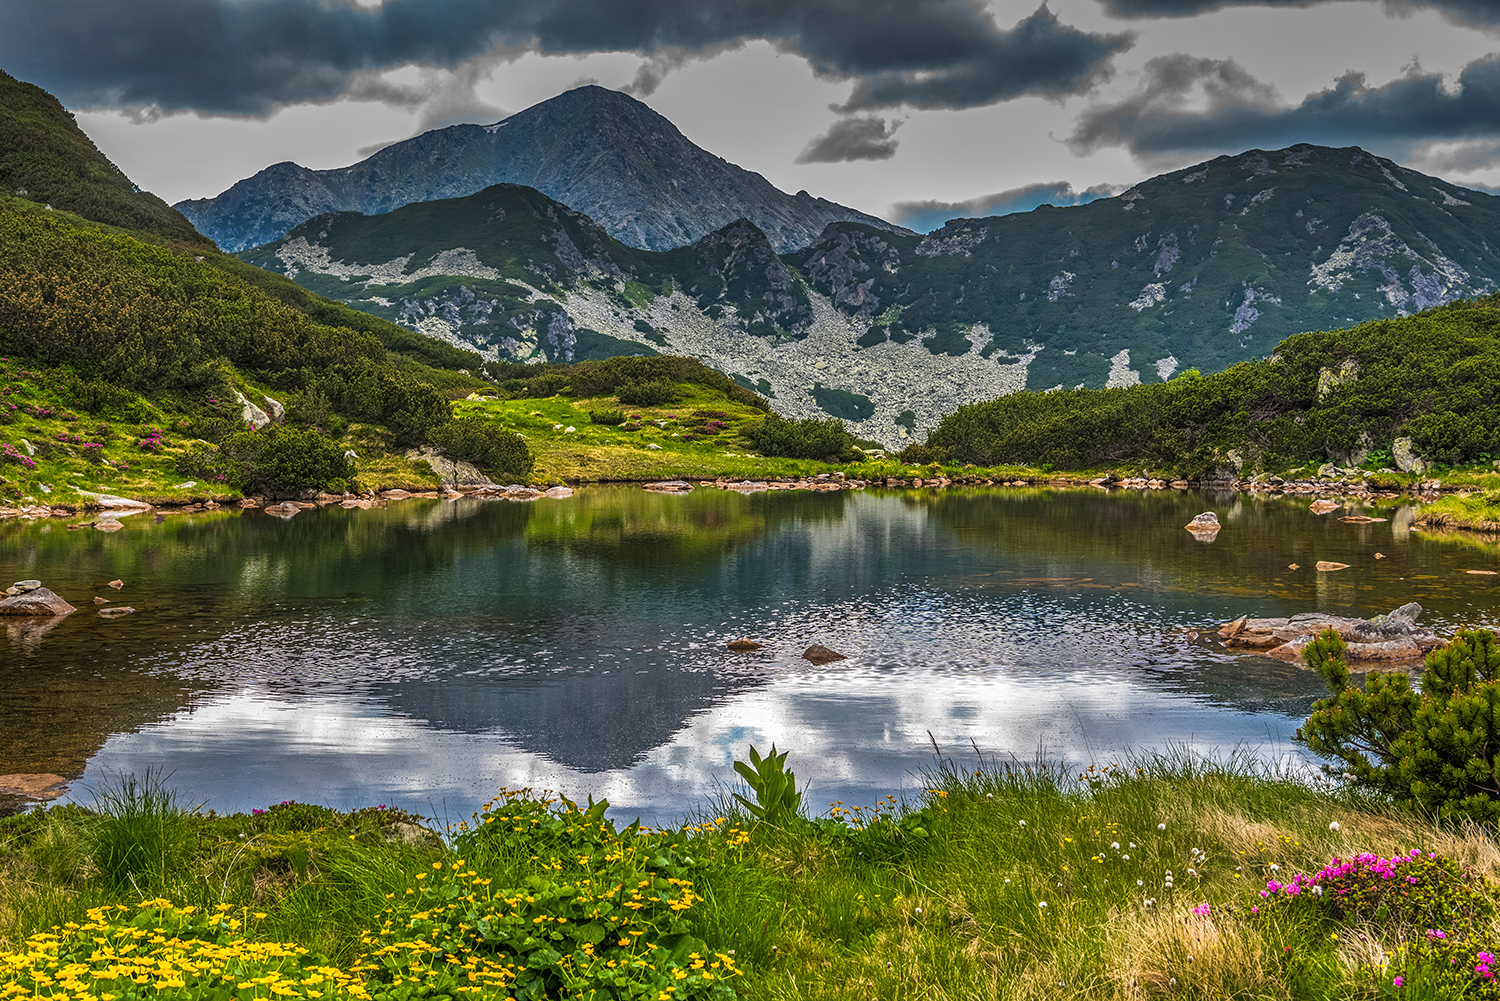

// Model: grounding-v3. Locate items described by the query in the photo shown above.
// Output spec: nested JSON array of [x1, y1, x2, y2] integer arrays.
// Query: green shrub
[[216, 424, 355, 494], [588, 407, 626, 426], [746, 412, 857, 462], [616, 378, 680, 406], [897, 443, 950, 465], [1296, 627, 1500, 823], [428, 416, 533, 480]]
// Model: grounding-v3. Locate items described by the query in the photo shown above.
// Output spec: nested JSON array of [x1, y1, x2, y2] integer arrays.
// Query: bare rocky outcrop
[[1218, 602, 1443, 663]]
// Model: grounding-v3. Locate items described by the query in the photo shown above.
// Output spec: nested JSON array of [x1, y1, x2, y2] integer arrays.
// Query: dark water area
[[3, 486, 1498, 824]]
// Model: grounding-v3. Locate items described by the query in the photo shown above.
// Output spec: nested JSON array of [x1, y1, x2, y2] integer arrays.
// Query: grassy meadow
[[4, 753, 1500, 1000]]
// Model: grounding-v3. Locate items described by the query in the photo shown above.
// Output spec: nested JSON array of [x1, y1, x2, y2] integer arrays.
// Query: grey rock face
[[1392, 437, 1428, 474], [177, 86, 908, 253]]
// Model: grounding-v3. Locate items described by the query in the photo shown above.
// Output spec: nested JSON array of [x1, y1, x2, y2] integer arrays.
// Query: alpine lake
[[3, 484, 1498, 825]]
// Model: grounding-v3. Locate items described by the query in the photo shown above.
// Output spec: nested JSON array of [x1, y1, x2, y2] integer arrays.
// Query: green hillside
[[0, 70, 209, 247], [913, 294, 1500, 477]]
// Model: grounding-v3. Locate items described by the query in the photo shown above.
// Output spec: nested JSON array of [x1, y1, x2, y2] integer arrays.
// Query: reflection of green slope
[[522, 485, 856, 566], [0, 500, 533, 612], [523, 488, 770, 566]]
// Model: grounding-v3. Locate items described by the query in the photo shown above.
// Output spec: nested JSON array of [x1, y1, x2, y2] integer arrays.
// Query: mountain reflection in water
[[3, 486, 1498, 822]]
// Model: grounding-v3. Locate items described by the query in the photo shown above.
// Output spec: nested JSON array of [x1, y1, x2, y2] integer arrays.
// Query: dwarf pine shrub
[[1296, 627, 1500, 822]]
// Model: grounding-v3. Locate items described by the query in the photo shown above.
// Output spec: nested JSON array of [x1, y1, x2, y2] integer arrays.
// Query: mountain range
[[176, 86, 908, 254], [239, 143, 1500, 446]]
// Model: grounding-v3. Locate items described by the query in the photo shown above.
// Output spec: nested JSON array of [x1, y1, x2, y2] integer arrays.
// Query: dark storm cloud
[[1097, 0, 1500, 27], [891, 181, 1121, 231], [1069, 53, 1500, 156], [796, 116, 903, 163], [0, 0, 1132, 117]]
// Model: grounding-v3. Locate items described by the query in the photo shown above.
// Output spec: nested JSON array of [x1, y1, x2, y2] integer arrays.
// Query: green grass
[[1417, 489, 1500, 533], [6, 753, 1500, 999]]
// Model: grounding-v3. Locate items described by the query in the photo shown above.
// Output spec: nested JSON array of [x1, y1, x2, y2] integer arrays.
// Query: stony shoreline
[[0, 468, 1459, 523]]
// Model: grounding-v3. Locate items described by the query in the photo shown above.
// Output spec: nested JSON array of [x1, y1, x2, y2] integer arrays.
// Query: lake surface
[[3, 486, 1498, 825]]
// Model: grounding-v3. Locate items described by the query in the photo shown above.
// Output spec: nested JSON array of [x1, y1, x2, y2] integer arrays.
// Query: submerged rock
[[727, 638, 764, 652], [0, 773, 70, 800], [644, 480, 693, 494], [803, 644, 847, 665]]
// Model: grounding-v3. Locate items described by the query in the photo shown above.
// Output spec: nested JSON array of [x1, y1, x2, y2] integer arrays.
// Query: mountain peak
[[176, 87, 906, 253]]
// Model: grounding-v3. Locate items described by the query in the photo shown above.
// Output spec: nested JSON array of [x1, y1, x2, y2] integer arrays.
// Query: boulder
[[645, 481, 693, 494], [381, 489, 413, 500], [108, 579, 124, 589], [1309, 499, 1341, 514], [386, 822, 442, 848], [11, 580, 41, 592], [93, 519, 123, 532], [1392, 437, 1427, 475], [263, 502, 300, 519], [0, 587, 77, 616], [803, 644, 847, 665], [1185, 512, 1220, 529], [232, 388, 270, 426], [727, 638, 764, 652], [544, 486, 574, 499]]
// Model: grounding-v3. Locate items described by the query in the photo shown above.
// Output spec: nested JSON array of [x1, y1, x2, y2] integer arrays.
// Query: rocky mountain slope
[[178, 85, 906, 253], [238, 145, 1500, 448], [791, 144, 1500, 392]]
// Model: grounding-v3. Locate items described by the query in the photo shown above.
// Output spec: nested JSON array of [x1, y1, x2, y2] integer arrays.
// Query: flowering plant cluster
[[1260, 849, 1491, 929], [0, 900, 374, 1000], [424, 789, 740, 1001], [0, 443, 34, 471], [137, 428, 165, 452]]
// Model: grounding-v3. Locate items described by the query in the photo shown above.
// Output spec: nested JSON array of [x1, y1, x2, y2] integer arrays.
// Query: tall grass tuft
[[87, 768, 195, 895]]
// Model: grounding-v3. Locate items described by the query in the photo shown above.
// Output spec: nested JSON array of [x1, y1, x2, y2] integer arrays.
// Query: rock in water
[[0, 588, 77, 616], [98, 606, 136, 618], [0, 773, 71, 799], [108, 579, 124, 589], [1316, 561, 1351, 571], [1185, 512, 1220, 530], [727, 638, 764, 652], [803, 644, 847, 664], [1309, 499, 1341, 514]]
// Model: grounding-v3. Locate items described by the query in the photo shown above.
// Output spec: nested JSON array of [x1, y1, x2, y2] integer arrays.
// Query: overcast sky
[[9, 0, 1500, 230]]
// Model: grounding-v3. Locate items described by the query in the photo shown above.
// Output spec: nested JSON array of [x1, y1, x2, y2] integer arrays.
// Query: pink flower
[[1191, 903, 1211, 916]]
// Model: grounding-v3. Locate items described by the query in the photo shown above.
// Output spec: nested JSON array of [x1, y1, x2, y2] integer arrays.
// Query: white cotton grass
[[1329, 821, 1342, 832], [1158, 823, 1167, 830]]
